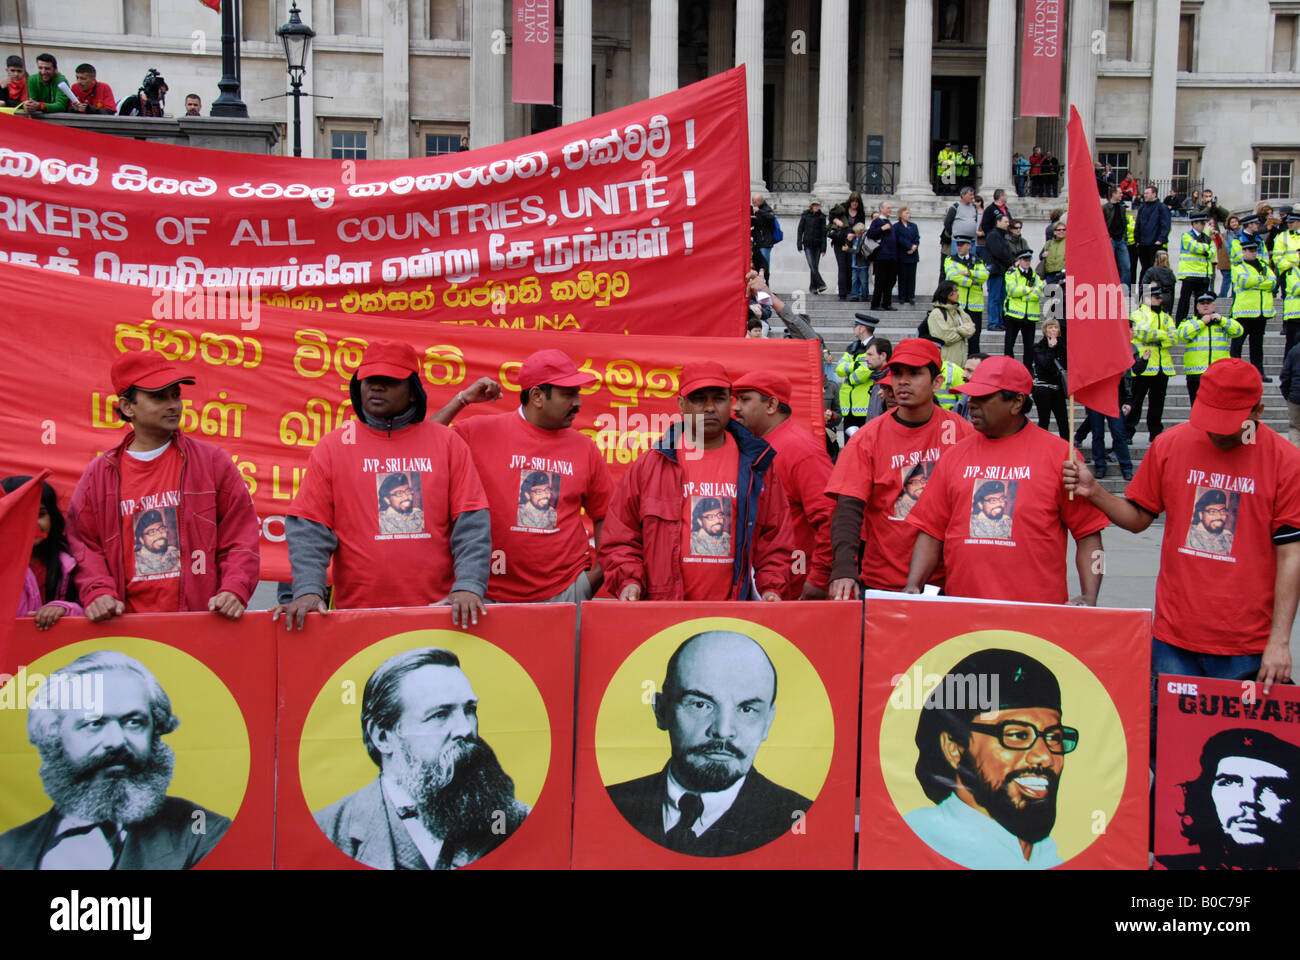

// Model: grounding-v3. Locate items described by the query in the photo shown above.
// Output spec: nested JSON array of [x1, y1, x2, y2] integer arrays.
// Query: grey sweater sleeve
[[449, 508, 491, 597], [286, 515, 338, 600]]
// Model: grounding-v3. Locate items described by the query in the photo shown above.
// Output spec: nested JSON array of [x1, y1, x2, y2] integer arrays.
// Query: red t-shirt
[[906, 420, 1109, 603], [679, 434, 740, 601], [118, 442, 184, 613], [764, 418, 835, 597], [827, 406, 974, 590], [290, 421, 489, 609], [72, 80, 116, 112], [1124, 423, 1300, 654], [453, 410, 613, 602]]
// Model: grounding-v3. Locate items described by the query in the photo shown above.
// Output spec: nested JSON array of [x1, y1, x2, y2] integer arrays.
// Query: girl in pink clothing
[[4, 476, 83, 629]]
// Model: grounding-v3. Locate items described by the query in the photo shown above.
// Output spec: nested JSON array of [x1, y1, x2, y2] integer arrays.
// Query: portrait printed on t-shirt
[[131, 506, 181, 580], [1183, 486, 1239, 559], [688, 496, 733, 558], [894, 462, 936, 520], [968, 479, 1017, 541], [376, 471, 426, 536], [516, 469, 561, 531]]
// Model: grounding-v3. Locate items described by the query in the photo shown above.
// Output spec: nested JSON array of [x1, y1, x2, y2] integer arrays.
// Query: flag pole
[[1068, 394, 1076, 500], [15, 0, 25, 66]]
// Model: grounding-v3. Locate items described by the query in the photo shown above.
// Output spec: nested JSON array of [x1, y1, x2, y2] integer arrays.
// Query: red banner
[[0, 263, 822, 581], [0, 614, 277, 869], [0, 70, 748, 337], [1019, 0, 1065, 117], [572, 602, 861, 868], [275, 605, 575, 869], [512, 0, 555, 106], [860, 594, 1150, 869], [1155, 674, 1300, 870]]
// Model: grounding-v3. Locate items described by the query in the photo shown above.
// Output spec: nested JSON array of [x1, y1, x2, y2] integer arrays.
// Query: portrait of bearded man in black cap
[[313, 647, 530, 870], [0, 650, 230, 870], [905, 648, 1079, 869], [1158, 728, 1300, 870]]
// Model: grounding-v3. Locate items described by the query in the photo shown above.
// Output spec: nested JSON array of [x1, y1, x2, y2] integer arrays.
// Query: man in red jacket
[[731, 370, 833, 599], [599, 361, 794, 602], [66, 353, 260, 621]]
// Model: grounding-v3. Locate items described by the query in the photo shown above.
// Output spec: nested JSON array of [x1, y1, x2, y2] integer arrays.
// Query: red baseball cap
[[111, 352, 195, 395], [731, 371, 792, 406], [518, 349, 598, 390], [954, 355, 1034, 397], [877, 370, 893, 387], [1190, 358, 1262, 434], [357, 339, 419, 380], [678, 361, 731, 397], [887, 338, 941, 371]]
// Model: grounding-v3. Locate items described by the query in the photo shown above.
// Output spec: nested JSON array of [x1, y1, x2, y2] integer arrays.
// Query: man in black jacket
[[751, 193, 776, 276], [797, 199, 829, 294], [1103, 186, 1131, 292], [984, 213, 1014, 332], [868, 201, 899, 310], [1135, 185, 1172, 277], [606, 630, 813, 857]]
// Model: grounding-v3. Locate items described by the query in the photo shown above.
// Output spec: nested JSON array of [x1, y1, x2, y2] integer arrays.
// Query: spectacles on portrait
[[968, 720, 1079, 754]]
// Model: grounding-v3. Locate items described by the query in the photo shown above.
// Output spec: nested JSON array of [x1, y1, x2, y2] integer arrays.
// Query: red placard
[[512, 0, 554, 105], [0, 262, 822, 582], [1155, 674, 1300, 869], [572, 601, 860, 868], [0, 70, 748, 337], [274, 604, 574, 869], [860, 594, 1150, 869], [0, 613, 276, 869], [1020, 0, 1065, 117]]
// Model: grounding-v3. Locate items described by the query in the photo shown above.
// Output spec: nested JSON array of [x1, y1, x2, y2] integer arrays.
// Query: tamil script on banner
[[1155, 674, 1300, 870], [1020, 0, 1064, 117], [0, 263, 823, 581], [0, 69, 749, 337], [860, 594, 1150, 869]]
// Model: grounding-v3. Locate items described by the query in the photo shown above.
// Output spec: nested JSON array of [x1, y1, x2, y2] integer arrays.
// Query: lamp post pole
[[211, 0, 247, 117], [276, 3, 316, 158]]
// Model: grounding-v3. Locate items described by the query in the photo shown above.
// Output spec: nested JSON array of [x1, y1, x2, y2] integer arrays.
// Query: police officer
[[1175, 213, 1215, 324], [1178, 291, 1243, 405], [1003, 250, 1043, 374], [943, 233, 989, 355], [836, 315, 881, 435], [1127, 286, 1179, 441], [1229, 236, 1279, 382]]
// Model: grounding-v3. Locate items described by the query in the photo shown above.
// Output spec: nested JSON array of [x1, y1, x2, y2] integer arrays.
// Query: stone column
[[1064, 0, 1100, 193], [1147, 0, 1179, 185], [735, 0, 765, 191], [562, 0, 593, 125], [979, 0, 1014, 196], [708, 0, 735, 76], [812, 0, 850, 199], [469, 0, 504, 147], [649, 0, 679, 97], [897, 0, 934, 198], [781, 0, 810, 162], [381, 0, 410, 159]]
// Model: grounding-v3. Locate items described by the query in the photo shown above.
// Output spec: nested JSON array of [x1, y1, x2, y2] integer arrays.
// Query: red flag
[[199, 0, 220, 10], [1065, 105, 1133, 417], [0, 470, 51, 661]]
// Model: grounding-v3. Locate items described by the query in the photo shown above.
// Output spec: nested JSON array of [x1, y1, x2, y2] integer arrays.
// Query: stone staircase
[[789, 291, 1294, 495]]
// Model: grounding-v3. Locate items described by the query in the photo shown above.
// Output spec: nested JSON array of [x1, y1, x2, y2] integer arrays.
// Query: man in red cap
[[439, 349, 615, 604], [826, 338, 974, 598], [732, 370, 833, 599], [1065, 358, 1300, 695], [599, 361, 794, 601], [274, 339, 490, 629], [66, 352, 260, 621], [903, 355, 1108, 604]]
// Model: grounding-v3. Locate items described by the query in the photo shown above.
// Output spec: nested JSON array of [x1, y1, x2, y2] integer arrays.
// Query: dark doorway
[[930, 75, 980, 189], [529, 64, 595, 135]]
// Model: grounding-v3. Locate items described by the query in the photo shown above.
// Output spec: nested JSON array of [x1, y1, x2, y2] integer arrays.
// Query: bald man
[[605, 630, 812, 857]]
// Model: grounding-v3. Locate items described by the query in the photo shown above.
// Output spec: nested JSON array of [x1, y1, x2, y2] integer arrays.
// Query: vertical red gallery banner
[[1155, 675, 1300, 870], [512, 0, 555, 105], [275, 604, 574, 869], [0, 614, 276, 870], [1020, 0, 1065, 116], [572, 601, 861, 869], [860, 594, 1150, 870]]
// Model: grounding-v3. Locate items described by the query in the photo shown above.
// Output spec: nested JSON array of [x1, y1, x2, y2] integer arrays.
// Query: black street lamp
[[277, 3, 316, 157], [210, 0, 247, 117]]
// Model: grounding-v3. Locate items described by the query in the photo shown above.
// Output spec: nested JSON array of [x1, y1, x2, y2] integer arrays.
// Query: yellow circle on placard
[[298, 630, 549, 815], [878, 630, 1126, 864], [595, 617, 833, 801], [0, 638, 250, 834]]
